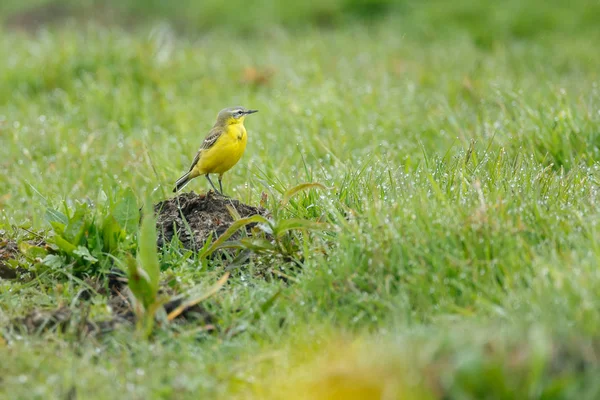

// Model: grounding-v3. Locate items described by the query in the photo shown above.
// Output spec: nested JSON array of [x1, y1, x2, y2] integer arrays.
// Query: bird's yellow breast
[[194, 124, 247, 176]]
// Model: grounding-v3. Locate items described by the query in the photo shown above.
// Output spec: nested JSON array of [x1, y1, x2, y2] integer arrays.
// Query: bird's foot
[[208, 189, 229, 198]]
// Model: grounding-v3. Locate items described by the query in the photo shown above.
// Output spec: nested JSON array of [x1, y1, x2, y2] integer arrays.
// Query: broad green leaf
[[42, 254, 67, 269], [73, 246, 98, 263], [281, 182, 327, 205], [127, 255, 155, 309], [102, 215, 123, 253], [52, 235, 77, 255], [137, 211, 160, 298], [86, 222, 104, 256], [18, 242, 48, 260], [167, 272, 230, 321], [45, 207, 68, 225], [113, 188, 139, 233], [199, 215, 271, 259], [49, 221, 66, 235], [64, 204, 88, 244]]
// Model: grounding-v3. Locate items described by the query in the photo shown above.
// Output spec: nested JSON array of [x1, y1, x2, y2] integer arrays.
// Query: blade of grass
[[281, 182, 327, 205], [199, 215, 271, 259], [167, 272, 230, 321]]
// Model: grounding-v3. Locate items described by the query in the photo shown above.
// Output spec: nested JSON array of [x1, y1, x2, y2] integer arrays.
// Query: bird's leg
[[205, 174, 220, 194], [218, 176, 226, 197]]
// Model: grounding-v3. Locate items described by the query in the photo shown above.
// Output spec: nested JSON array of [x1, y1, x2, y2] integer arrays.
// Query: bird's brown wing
[[187, 126, 224, 172]]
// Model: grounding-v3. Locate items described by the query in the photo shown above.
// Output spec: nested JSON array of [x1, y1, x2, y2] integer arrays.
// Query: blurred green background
[[2, 0, 600, 44]]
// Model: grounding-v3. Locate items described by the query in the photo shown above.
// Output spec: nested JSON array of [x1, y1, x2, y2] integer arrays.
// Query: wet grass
[[1, 1, 600, 398]]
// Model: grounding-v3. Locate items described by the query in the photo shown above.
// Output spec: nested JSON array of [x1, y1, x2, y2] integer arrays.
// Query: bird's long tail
[[173, 172, 192, 193]]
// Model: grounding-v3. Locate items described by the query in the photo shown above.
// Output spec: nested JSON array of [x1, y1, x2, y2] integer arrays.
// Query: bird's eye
[[235, 111, 243, 118]]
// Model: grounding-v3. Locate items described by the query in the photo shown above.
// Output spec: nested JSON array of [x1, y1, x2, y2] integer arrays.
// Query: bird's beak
[[245, 109, 258, 114]]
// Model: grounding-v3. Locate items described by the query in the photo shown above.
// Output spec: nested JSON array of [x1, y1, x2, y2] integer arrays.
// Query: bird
[[172, 106, 258, 195]]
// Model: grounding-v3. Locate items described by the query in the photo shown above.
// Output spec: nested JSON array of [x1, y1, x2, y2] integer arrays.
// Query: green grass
[[1, 1, 600, 398]]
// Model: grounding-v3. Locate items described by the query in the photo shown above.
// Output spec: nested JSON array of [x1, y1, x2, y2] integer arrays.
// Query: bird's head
[[216, 106, 258, 126]]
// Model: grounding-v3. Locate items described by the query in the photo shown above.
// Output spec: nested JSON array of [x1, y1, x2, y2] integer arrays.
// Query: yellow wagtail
[[172, 106, 258, 195]]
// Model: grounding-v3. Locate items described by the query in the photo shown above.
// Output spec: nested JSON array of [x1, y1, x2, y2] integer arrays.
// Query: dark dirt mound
[[154, 191, 270, 251]]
